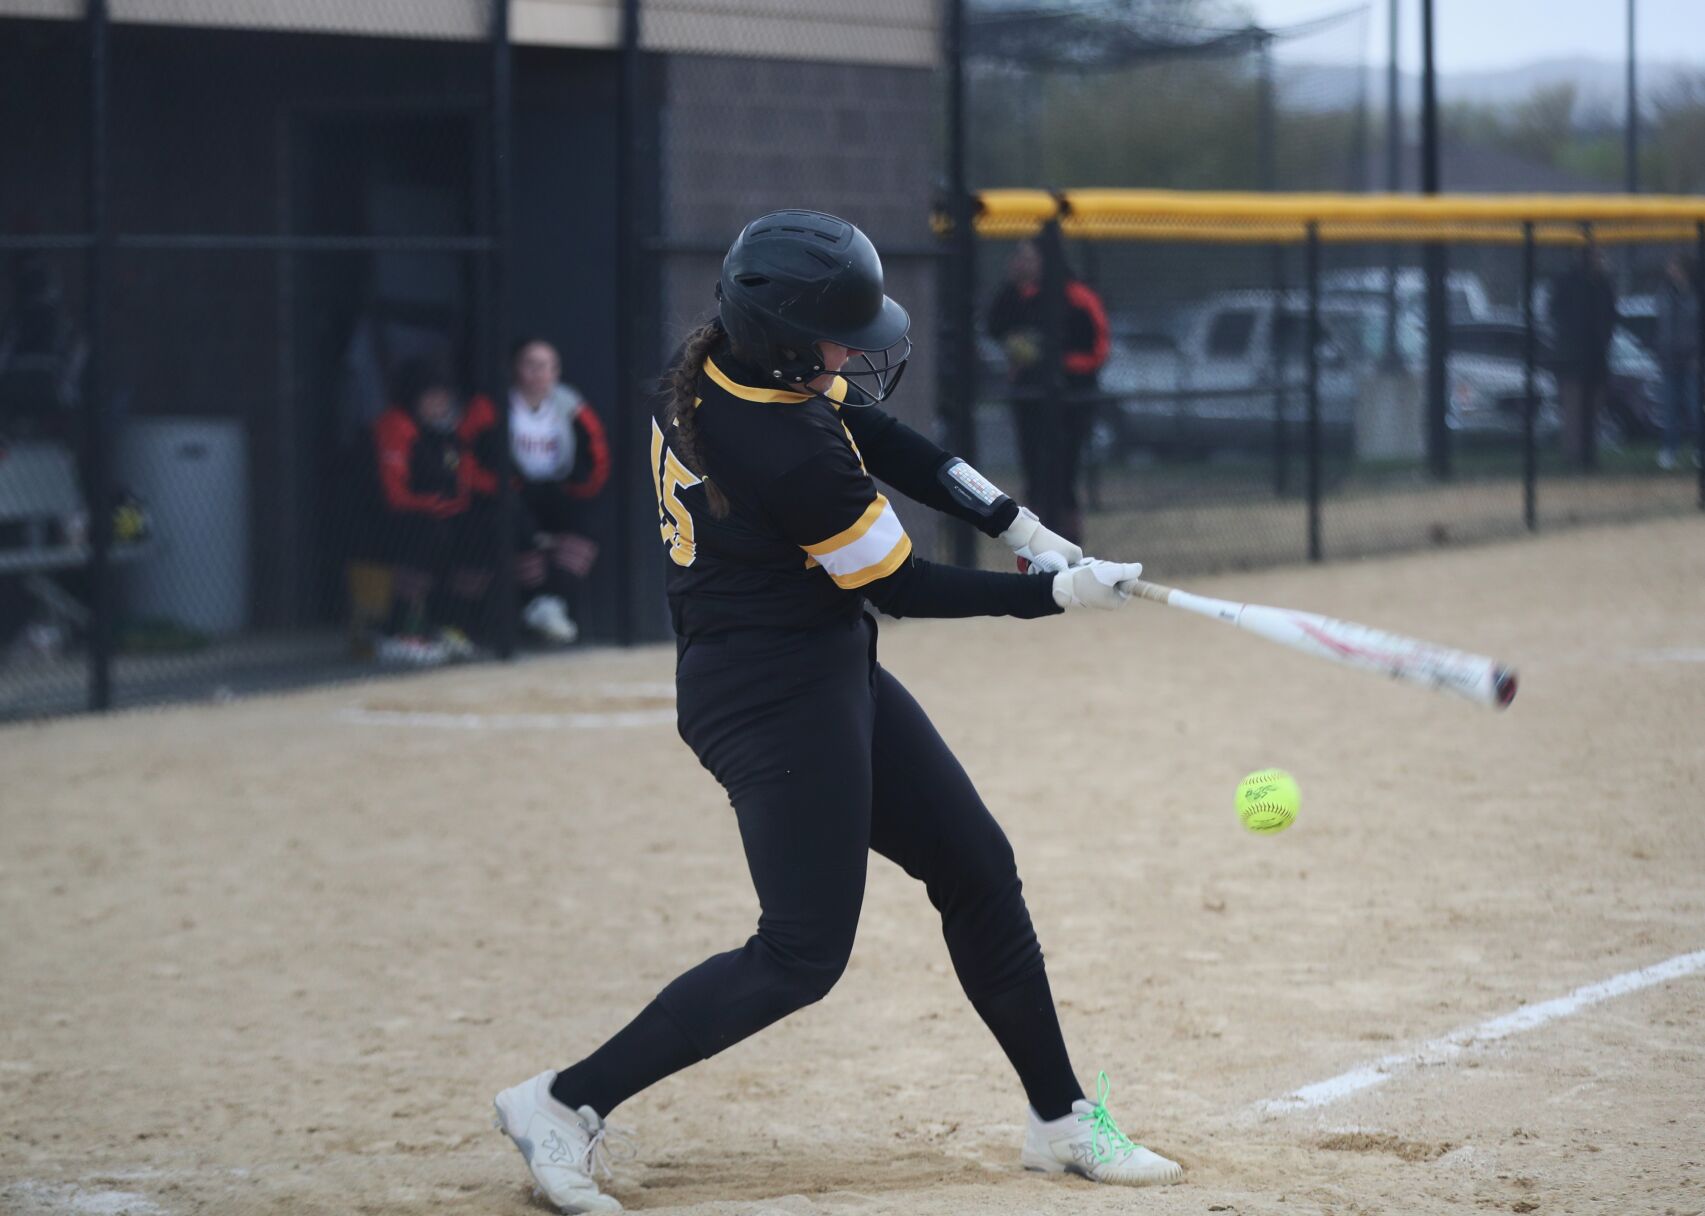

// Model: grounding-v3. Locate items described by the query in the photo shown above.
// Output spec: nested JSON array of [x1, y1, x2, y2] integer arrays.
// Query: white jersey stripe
[[810, 498, 912, 589]]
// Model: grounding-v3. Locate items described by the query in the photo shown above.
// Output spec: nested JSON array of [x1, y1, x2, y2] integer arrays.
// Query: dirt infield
[[5, 516, 1704, 1216]]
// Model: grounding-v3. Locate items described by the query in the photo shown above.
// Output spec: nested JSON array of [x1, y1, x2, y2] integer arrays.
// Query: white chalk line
[[1630, 647, 1705, 664], [336, 681, 676, 731], [335, 706, 675, 731], [1252, 947, 1705, 1117], [4, 1180, 166, 1216]]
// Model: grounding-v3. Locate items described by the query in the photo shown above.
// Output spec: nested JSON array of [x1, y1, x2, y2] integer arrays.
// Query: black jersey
[[651, 342, 1060, 637]]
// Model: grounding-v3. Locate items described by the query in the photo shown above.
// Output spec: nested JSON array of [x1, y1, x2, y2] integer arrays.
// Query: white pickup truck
[[1099, 288, 1560, 460], [1099, 291, 1365, 458]]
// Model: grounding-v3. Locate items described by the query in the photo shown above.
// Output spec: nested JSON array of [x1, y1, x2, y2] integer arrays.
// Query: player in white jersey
[[461, 341, 610, 643]]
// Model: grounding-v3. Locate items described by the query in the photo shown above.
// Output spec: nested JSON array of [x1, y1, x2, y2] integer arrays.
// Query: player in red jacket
[[986, 240, 1111, 544], [371, 357, 494, 663]]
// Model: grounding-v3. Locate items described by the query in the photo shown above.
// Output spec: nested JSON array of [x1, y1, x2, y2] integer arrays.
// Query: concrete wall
[[656, 50, 945, 556], [637, 0, 934, 65], [2, 0, 940, 65]]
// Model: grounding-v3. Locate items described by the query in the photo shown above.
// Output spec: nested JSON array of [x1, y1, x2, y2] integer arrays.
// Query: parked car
[[1597, 326, 1666, 441], [1099, 291, 1364, 458], [1445, 310, 1657, 443], [1618, 293, 1658, 355], [1432, 318, 1563, 442], [1097, 292, 1558, 459], [1322, 267, 1494, 324]]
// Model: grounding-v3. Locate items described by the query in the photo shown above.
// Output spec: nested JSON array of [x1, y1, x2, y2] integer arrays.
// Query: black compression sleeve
[[862, 558, 1061, 621], [843, 406, 1020, 537]]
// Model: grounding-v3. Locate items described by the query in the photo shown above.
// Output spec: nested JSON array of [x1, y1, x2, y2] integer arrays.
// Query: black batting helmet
[[716, 210, 911, 403]]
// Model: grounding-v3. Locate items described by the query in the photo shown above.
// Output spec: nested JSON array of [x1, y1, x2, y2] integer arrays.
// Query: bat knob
[[1492, 666, 1519, 710]]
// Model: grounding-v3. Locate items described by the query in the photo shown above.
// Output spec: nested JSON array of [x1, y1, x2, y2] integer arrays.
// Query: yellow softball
[[1236, 769, 1299, 834]]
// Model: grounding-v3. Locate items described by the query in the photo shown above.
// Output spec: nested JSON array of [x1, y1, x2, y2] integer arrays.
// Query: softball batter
[[494, 210, 1181, 1212]]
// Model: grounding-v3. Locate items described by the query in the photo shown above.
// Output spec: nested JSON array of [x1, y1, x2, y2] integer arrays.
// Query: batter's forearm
[[862, 558, 1061, 621], [847, 410, 1019, 537]]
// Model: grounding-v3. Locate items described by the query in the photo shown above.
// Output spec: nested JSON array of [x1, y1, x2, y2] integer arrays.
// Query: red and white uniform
[[459, 385, 610, 500]]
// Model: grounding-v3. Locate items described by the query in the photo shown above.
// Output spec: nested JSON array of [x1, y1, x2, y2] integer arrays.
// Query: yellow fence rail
[[949, 189, 1705, 244]]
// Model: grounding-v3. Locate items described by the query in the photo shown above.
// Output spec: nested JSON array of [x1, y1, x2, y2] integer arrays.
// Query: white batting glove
[[1001, 508, 1083, 574], [1052, 558, 1145, 610]]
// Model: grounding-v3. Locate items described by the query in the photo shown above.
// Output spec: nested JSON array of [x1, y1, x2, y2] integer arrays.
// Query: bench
[[0, 438, 149, 625]]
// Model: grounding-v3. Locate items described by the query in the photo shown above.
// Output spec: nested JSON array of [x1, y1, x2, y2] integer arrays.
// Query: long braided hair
[[663, 318, 732, 518]]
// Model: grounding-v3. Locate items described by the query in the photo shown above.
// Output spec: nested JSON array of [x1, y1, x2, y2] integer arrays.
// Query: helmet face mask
[[717, 210, 911, 404], [838, 338, 911, 404]]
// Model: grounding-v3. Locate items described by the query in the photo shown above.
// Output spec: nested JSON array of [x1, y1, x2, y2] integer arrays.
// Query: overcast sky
[[1244, 0, 1705, 73]]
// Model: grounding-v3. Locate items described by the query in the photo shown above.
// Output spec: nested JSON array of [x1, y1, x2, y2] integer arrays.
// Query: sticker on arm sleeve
[[941, 459, 1010, 514]]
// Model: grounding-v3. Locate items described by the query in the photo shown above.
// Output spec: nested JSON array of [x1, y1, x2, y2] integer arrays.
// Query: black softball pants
[[550, 615, 1083, 1120], [1012, 379, 1097, 541]]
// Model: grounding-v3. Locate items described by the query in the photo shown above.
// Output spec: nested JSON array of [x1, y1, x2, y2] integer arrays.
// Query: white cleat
[[493, 1071, 626, 1213], [523, 595, 580, 645], [1020, 1071, 1183, 1187], [375, 634, 451, 667]]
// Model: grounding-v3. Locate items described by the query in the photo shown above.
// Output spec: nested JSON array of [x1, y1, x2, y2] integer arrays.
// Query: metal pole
[[944, 0, 978, 567], [1257, 36, 1276, 192], [1259, 38, 1288, 496], [1583, 222, 1599, 472], [1421, 0, 1450, 479], [1271, 249, 1289, 498], [614, 0, 642, 637], [86, 0, 112, 711], [1038, 218, 1067, 533], [1696, 223, 1704, 510], [1382, 0, 1401, 365], [1420, 0, 1439, 198], [1385, 0, 1401, 192], [1626, 0, 1638, 194], [1522, 221, 1537, 531], [1306, 222, 1322, 562], [1351, 32, 1371, 191], [490, 0, 516, 660]]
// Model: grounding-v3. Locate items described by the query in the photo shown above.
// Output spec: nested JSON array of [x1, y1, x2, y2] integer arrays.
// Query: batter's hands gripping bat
[[1123, 577, 1518, 710]]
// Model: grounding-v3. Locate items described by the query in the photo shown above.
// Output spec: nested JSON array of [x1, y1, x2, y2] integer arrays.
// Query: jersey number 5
[[651, 418, 701, 567]]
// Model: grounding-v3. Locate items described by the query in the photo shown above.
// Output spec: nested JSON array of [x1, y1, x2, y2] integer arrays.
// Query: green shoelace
[[1077, 1070, 1143, 1163]]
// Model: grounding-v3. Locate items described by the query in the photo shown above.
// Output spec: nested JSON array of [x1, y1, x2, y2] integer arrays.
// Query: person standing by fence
[[987, 240, 1110, 544], [1547, 242, 1618, 471], [1655, 253, 1700, 472]]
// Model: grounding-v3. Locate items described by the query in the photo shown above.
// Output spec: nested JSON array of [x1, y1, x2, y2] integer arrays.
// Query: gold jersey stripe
[[802, 494, 888, 557], [702, 358, 850, 406], [704, 357, 809, 403]]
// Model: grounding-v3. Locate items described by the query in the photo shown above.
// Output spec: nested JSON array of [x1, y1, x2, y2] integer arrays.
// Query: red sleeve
[[562, 401, 611, 500], [1063, 281, 1111, 375], [375, 409, 451, 515], [458, 394, 501, 497]]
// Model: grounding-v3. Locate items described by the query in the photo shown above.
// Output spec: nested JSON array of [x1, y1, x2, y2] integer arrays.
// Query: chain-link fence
[[941, 0, 1377, 568], [629, 1, 950, 567], [2, 16, 92, 716], [9, 0, 1703, 721], [2, 1, 511, 720], [949, 193, 1705, 579], [3, 0, 956, 721], [965, 2, 1371, 194]]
